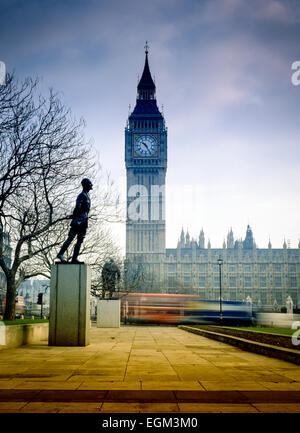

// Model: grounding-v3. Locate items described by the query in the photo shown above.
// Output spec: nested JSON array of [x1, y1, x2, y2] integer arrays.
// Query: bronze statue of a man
[[57, 178, 93, 264], [101, 258, 121, 298]]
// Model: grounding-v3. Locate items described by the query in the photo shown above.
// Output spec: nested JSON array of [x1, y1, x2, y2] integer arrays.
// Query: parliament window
[[184, 276, 191, 287], [199, 276, 206, 287], [183, 264, 191, 273], [244, 265, 251, 273], [168, 264, 175, 272], [274, 276, 282, 288], [290, 276, 297, 288], [259, 264, 267, 272], [274, 264, 282, 272], [199, 264, 206, 273], [260, 277, 267, 288], [289, 264, 297, 273], [245, 277, 251, 288], [168, 276, 175, 288], [261, 292, 267, 303], [229, 277, 236, 287]]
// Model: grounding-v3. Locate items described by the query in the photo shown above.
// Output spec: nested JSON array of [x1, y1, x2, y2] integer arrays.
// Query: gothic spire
[[227, 227, 234, 249], [129, 43, 162, 120], [180, 227, 185, 240], [178, 227, 185, 248], [137, 42, 156, 101], [186, 230, 190, 247], [199, 228, 205, 248], [243, 224, 254, 249]]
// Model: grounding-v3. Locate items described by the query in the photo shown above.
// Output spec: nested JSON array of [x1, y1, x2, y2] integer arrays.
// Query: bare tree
[[0, 74, 98, 320], [122, 259, 158, 293]]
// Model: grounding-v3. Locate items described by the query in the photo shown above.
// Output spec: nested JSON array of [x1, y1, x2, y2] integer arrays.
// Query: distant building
[[165, 225, 300, 309], [17, 279, 50, 316]]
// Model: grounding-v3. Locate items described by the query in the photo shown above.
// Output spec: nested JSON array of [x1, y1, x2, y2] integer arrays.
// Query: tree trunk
[[4, 275, 16, 320]]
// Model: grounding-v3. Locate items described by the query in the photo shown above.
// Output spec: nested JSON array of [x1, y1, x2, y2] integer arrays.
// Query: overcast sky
[[1, 0, 300, 252]]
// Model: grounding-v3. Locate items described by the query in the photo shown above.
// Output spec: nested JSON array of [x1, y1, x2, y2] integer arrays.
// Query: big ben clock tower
[[125, 44, 167, 284]]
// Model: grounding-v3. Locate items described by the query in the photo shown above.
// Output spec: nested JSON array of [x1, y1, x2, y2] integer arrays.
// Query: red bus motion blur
[[121, 293, 252, 325]]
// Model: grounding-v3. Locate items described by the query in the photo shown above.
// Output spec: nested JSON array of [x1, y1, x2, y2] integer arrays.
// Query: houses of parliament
[[125, 46, 300, 309]]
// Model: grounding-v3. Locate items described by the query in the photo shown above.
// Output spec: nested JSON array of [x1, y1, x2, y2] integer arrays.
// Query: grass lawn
[[0, 319, 49, 326], [234, 327, 296, 336]]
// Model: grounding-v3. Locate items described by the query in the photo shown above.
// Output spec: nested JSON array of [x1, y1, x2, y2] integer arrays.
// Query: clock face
[[135, 135, 157, 156]]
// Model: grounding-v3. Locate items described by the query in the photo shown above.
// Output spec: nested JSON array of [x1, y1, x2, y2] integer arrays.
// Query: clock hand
[[142, 141, 151, 154]]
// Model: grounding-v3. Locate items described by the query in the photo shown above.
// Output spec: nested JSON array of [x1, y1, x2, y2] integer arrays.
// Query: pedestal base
[[97, 299, 120, 328], [49, 264, 90, 346]]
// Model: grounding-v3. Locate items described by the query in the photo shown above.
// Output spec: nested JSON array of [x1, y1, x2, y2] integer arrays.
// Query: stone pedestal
[[97, 299, 120, 328], [49, 264, 90, 346]]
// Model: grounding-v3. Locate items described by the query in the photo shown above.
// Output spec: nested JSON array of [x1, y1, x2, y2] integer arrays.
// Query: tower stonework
[[125, 47, 167, 287]]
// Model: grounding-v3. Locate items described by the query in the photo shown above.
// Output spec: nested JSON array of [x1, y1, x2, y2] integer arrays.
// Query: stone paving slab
[[1, 389, 300, 403], [0, 325, 299, 413], [1, 401, 300, 413], [141, 381, 205, 390], [77, 381, 141, 390], [178, 403, 260, 413], [250, 403, 300, 413]]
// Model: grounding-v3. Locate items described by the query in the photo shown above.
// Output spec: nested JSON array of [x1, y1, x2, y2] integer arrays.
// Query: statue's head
[[81, 178, 93, 191]]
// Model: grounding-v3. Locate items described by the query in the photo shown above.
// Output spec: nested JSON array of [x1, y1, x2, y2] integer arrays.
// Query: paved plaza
[[0, 325, 300, 412]]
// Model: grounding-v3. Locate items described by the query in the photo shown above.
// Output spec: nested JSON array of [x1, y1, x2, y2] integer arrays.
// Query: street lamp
[[217, 256, 223, 323]]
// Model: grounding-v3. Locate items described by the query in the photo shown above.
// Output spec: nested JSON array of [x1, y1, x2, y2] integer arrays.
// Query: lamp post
[[217, 256, 223, 323]]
